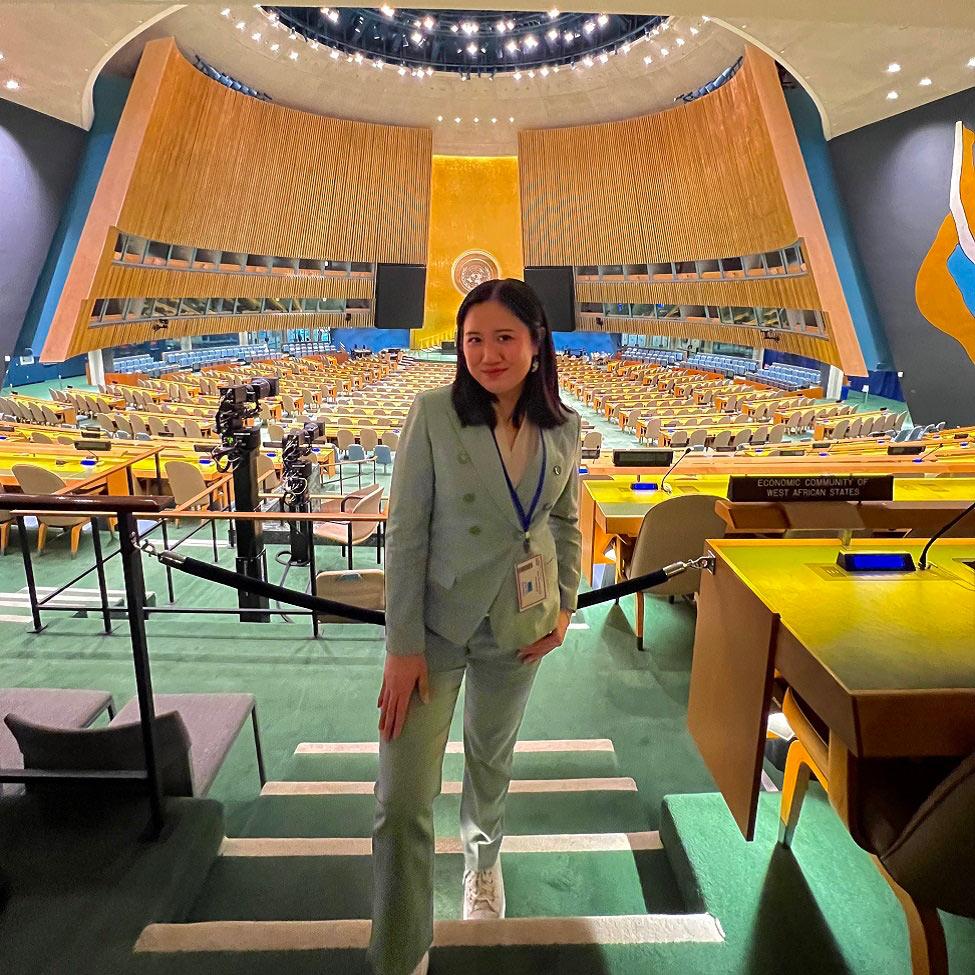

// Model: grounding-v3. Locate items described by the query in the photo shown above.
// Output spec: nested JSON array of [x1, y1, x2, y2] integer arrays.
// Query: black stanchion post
[[90, 517, 112, 635], [232, 427, 270, 623], [160, 517, 175, 603], [307, 522, 319, 639], [16, 515, 45, 633], [117, 510, 165, 840]]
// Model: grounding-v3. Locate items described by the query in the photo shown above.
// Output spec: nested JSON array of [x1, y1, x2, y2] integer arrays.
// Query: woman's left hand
[[518, 609, 572, 664]]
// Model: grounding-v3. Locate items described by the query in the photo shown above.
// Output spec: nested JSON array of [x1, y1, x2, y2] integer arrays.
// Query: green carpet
[[3, 379, 971, 975]]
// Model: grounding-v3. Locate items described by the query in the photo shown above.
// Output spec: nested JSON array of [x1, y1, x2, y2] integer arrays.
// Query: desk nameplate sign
[[728, 475, 894, 503]]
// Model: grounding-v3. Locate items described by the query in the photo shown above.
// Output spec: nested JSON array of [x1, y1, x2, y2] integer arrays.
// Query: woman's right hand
[[377, 652, 430, 742]]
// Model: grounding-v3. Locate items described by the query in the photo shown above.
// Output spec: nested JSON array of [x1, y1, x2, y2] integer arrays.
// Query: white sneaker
[[410, 951, 429, 975], [463, 860, 505, 920]]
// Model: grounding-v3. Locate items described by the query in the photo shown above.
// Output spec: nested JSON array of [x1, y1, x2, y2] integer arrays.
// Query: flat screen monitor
[[374, 263, 426, 329], [524, 266, 576, 332]]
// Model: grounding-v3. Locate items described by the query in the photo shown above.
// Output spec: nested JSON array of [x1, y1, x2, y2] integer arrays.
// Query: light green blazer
[[384, 384, 582, 655]]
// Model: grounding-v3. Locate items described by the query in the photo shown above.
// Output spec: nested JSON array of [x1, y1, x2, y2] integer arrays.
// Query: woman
[[370, 278, 582, 975]]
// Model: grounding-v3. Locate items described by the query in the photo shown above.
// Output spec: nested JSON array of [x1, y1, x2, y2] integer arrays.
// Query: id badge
[[515, 554, 547, 612]]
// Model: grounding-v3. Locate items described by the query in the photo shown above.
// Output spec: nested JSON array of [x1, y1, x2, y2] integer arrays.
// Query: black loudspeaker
[[524, 266, 575, 332], [374, 263, 427, 329], [612, 448, 674, 467]]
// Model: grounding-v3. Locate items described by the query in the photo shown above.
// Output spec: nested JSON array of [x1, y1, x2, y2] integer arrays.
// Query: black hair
[[451, 278, 569, 429]]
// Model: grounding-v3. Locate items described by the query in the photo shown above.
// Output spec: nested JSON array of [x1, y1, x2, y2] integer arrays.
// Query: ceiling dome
[[269, 6, 664, 76]]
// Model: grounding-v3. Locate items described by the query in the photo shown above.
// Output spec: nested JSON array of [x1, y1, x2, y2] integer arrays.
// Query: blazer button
[[468, 525, 481, 536], [458, 451, 471, 464], [463, 492, 475, 503], [552, 465, 562, 476]]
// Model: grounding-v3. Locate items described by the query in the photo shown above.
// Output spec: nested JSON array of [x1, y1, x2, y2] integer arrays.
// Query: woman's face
[[462, 300, 538, 401]]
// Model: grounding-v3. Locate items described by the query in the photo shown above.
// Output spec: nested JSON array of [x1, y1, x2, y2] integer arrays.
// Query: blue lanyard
[[491, 427, 547, 550]]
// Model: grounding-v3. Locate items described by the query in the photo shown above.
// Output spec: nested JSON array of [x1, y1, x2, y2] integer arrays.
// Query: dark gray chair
[[5, 692, 264, 798], [0, 688, 115, 795]]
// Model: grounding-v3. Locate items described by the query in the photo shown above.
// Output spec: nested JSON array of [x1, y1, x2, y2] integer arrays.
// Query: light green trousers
[[369, 619, 539, 975]]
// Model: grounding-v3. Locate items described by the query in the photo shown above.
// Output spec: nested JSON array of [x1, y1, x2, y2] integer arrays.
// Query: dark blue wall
[[6, 75, 131, 388], [331, 329, 410, 353], [552, 332, 619, 355], [785, 87, 891, 372], [829, 86, 975, 425], [0, 97, 86, 386]]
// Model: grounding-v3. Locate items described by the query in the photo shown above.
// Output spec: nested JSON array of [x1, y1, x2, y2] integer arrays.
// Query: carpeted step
[[186, 848, 685, 923], [234, 788, 652, 839]]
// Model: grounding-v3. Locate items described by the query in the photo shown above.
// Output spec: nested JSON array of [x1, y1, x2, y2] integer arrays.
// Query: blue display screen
[[836, 552, 916, 572], [631, 482, 659, 492]]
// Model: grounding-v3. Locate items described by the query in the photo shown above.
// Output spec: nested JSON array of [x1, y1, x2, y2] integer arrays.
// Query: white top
[[495, 418, 540, 488]]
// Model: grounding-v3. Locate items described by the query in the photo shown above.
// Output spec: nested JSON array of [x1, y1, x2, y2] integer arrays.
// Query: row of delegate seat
[[755, 364, 822, 391], [685, 353, 760, 377], [284, 342, 338, 356], [619, 348, 687, 366], [160, 344, 280, 370], [112, 355, 169, 377]]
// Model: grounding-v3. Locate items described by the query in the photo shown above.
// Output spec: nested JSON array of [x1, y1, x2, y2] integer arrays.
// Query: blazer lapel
[[447, 413, 520, 526]]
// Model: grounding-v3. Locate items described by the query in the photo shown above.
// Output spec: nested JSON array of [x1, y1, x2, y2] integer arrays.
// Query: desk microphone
[[659, 446, 696, 493], [918, 498, 975, 570]]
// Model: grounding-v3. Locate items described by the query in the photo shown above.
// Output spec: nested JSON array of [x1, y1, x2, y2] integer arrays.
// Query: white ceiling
[[1, 2, 975, 143], [106, 8, 742, 155]]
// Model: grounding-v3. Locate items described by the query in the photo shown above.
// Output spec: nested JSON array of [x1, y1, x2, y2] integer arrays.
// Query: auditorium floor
[[0, 522, 973, 974]]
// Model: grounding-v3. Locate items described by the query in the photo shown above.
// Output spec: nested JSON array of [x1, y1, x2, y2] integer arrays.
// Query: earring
[[530, 357, 539, 373]]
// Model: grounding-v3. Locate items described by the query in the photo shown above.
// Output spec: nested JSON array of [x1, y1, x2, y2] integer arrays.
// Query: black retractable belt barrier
[[159, 553, 714, 624]]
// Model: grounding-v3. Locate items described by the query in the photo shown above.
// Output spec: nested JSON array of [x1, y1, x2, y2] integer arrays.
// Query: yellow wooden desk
[[688, 537, 975, 841], [580, 474, 975, 582]]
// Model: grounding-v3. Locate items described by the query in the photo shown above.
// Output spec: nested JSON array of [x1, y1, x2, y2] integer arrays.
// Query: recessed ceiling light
[[539, 66, 549, 77], [548, 7, 559, 18], [690, 26, 699, 35], [919, 77, 932, 86], [968, 57, 975, 68], [436, 115, 443, 122], [220, 8, 230, 17], [547, 28, 558, 41], [235, 20, 246, 30], [466, 42, 478, 56], [596, 14, 609, 27], [289, 50, 299, 60], [491, 117, 497, 123], [887, 90, 899, 100], [660, 47, 669, 56], [506, 40, 518, 53], [330, 49, 340, 59], [411, 31, 422, 44], [675, 37, 685, 46], [598, 52, 608, 63], [513, 70, 522, 80], [509, 116, 514, 122], [887, 62, 901, 73], [454, 116, 461, 123], [644, 55, 653, 65], [4, 79, 20, 90], [251, 32, 261, 41], [270, 42, 279, 52], [380, 5, 395, 17], [423, 16, 435, 30], [473, 116, 479, 123]]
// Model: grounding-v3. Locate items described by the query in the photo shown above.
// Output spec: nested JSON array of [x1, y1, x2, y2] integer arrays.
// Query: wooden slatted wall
[[44, 38, 432, 359], [519, 50, 844, 366]]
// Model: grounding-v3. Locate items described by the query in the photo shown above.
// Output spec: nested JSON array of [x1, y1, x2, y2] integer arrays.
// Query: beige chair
[[165, 462, 214, 523], [618, 493, 726, 651], [267, 422, 285, 443], [315, 569, 385, 624], [182, 418, 204, 439], [335, 429, 356, 457], [28, 402, 47, 424], [147, 414, 169, 437], [582, 430, 603, 451], [381, 430, 400, 451], [829, 417, 851, 440], [687, 428, 708, 449], [128, 414, 151, 438], [167, 418, 186, 438], [11, 464, 89, 557], [711, 430, 733, 451], [641, 417, 662, 445], [846, 416, 864, 439], [730, 429, 752, 451], [31, 431, 51, 444], [767, 423, 787, 444], [41, 404, 61, 426], [669, 428, 690, 449], [96, 414, 116, 436], [358, 427, 379, 453], [114, 414, 133, 438], [256, 453, 281, 494], [314, 483, 384, 569], [750, 424, 769, 445], [56, 435, 75, 446], [281, 394, 300, 416]]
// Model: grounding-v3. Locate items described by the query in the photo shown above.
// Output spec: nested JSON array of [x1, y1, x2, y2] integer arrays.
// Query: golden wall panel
[[44, 37, 432, 360], [414, 155, 524, 348], [575, 276, 821, 309], [518, 49, 862, 369]]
